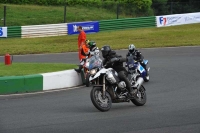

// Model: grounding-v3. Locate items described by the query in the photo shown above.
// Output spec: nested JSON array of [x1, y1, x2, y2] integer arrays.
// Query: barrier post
[[117, 3, 119, 19], [170, 2, 173, 14], [4, 6, 6, 26], [64, 5, 66, 23]]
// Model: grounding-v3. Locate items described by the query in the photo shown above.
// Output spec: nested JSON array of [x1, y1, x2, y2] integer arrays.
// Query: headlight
[[90, 69, 97, 75]]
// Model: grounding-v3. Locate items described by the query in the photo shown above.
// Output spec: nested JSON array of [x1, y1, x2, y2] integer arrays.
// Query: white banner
[[0, 27, 7, 37], [156, 12, 200, 27]]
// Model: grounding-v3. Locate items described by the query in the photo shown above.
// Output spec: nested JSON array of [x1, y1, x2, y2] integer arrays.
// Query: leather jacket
[[103, 51, 127, 73]]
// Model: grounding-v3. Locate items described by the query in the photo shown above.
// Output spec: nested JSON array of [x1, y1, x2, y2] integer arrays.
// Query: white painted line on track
[[0, 85, 85, 97]]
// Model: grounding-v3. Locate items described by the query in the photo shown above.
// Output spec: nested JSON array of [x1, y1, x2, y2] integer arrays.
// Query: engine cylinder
[[118, 81, 126, 91], [106, 70, 119, 84], [134, 77, 144, 89]]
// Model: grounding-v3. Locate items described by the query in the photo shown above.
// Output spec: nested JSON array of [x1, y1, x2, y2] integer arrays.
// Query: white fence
[[21, 23, 68, 38]]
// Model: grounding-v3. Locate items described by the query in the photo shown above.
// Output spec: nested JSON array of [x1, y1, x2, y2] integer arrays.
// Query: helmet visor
[[102, 51, 108, 58], [129, 49, 135, 53]]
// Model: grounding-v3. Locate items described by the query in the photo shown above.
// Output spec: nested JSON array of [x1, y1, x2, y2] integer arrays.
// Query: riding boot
[[74, 65, 83, 73]]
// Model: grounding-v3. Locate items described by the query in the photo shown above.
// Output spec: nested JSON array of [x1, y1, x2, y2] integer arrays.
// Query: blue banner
[[67, 21, 99, 35]]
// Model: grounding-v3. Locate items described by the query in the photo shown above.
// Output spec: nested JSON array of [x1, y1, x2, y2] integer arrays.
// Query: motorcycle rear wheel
[[131, 85, 146, 106], [90, 87, 112, 112]]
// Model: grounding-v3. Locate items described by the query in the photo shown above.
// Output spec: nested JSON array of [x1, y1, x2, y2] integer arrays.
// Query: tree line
[[0, 0, 199, 16]]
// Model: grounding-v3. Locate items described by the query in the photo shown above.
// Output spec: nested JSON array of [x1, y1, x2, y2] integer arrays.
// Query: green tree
[[168, 0, 200, 14], [151, 0, 170, 15]]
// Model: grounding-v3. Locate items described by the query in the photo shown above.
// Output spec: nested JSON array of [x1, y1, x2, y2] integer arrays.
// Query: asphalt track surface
[[0, 46, 200, 133]]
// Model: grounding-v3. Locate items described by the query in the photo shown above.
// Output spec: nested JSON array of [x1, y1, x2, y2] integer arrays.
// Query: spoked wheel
[[90, 87, 112, 112], [131, 85, 146, 106]]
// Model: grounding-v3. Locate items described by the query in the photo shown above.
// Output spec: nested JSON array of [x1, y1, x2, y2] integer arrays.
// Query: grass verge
[[0, 23, 200, 56], [0, 4, 127, 26], [0, 63, 76, 76]]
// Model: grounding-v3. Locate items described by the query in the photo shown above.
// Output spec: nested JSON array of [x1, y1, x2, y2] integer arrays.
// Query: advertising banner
[[0, 27, 7, 37], [156, 12, 200, 27], [67, 21, 99, 35]]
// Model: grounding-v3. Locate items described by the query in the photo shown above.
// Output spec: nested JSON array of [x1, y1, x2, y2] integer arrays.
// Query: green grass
[[0, 23, 200, 56], [0, 4, 128, 26], [0, 63, 77, 76]]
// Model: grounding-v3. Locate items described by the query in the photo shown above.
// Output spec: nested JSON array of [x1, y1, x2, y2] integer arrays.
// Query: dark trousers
[[113, 66, 133, 93]]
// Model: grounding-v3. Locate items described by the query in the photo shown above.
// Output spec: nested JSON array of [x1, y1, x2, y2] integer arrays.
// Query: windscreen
[[89, 55, 103, 70]]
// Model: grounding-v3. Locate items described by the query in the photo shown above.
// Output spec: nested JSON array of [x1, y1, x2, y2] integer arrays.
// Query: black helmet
[[101, 45, 111, 58]]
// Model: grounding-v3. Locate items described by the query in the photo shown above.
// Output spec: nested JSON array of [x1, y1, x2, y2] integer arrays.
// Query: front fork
[[102, 75, 106, 99]]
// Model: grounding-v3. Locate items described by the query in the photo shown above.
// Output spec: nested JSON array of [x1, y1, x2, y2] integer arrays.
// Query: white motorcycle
[[89, 58, 147, 112]]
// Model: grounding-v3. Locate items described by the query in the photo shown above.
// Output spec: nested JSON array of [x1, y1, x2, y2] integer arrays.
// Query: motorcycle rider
[[101, 45, 138, 97], [74, 40, 90, 73], [74, 40, 100, 73], [126, 44, 148, 75], [87, 40, 100, 56]]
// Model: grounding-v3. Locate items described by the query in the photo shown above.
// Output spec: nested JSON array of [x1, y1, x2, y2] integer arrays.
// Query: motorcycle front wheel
[[90, 87, 112, 112], [144, 74, 150, 82], [131, 85, 146, 106], [144, 66, 150, 82]]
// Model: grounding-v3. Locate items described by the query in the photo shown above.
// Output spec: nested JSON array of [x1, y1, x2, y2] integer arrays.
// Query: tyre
[[85, 73, 90, 87], [144, 67, 150, 82], [144, 74, 150, 82], [90, 87, 112, 112], [131, 85, 146, 106]]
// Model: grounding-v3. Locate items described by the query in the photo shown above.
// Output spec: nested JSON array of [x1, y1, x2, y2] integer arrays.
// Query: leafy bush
[[0, 0, 153, 17]]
